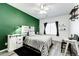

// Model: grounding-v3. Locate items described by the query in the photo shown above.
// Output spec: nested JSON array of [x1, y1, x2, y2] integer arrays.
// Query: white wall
[[70, 18, 79, 36], [40, 15, 70, 39]]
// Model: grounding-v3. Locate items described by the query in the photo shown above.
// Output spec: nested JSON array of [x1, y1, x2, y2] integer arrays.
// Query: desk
[[52, 38, 79, 56], [62, 39, 79, 56]]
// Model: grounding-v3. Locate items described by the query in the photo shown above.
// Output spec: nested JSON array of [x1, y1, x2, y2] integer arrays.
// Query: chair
[[74, 34, 79, 41], [61, 40, 67, 53]]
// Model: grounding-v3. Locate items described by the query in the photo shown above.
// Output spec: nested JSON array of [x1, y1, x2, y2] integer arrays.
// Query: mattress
[[24, 35, 52, 56]]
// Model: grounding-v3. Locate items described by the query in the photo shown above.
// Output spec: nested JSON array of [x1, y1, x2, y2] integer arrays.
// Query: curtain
[[44, 22, 47, 34], [56, 21, 59, 36], [44, 22, 59, 36]]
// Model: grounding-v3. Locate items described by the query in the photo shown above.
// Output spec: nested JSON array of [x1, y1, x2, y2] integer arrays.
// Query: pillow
[[27, 32, 29, 36], [22, 32, 28, 37], [29, 31, 35, 36]]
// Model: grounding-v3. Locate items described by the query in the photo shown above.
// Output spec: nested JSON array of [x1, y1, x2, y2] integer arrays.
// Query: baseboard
[[0, 48, 7, 52]]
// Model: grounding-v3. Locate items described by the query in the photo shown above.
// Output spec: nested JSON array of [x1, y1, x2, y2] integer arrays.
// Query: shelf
[[70, 5, 79, 15], [70, 8, 78, 15], [69, 5, 79, 21], [70, 14, 78, 19]]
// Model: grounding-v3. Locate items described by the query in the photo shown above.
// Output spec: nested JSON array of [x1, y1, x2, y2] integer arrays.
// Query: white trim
[[0, 48, 7, 52]]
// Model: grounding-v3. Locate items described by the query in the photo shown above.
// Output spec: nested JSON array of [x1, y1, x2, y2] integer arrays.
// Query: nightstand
[[8, 34, 23, 52]]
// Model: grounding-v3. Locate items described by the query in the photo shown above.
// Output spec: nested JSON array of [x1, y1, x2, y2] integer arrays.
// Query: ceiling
[[8, 3, 76, 20]]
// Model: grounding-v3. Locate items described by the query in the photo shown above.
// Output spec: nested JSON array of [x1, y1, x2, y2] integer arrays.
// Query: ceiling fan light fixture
[[44, 7, 49, 10], [40, 4, 49, 10], [39, 3, 48, 14], [40, 4, 44, 10], [39, 10, 47, 14]]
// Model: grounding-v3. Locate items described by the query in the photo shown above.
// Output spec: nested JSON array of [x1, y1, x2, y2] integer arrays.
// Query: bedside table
[[8, 34, 23, 52]]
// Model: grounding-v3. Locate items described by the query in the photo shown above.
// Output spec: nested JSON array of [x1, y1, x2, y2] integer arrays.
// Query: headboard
[[21, 25, 35, 36], [21, 25, 29, 36]]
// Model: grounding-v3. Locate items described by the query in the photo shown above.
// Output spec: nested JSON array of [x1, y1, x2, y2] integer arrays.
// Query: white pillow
[[29, 31, 35, 36]]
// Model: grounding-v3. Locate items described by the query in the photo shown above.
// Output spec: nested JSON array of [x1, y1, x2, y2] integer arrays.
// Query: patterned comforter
[[24, 35, 52, 56]]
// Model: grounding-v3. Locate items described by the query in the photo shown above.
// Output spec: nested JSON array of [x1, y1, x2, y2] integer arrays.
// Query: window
[[45, 23, 57, 35]]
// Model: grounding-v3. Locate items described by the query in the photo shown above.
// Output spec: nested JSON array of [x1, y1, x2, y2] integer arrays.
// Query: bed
[[24, 35, 52, 56]]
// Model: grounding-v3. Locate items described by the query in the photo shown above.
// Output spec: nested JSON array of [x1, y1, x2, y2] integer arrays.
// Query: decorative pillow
[[29, 31, 35, 36], [27, 32, 29, 36]]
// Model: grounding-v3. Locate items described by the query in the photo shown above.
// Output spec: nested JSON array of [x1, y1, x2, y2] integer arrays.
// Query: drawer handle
[[19, 39, 21, 40], [16, 42, 22, 44], [18, 43, 21, 44]]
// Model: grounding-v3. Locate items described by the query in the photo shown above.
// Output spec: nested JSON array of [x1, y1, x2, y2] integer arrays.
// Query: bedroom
[[0, 3, 79, 56]]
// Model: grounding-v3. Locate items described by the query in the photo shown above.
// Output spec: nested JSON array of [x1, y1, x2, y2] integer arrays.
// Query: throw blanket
[[24, 35, 52, 56]]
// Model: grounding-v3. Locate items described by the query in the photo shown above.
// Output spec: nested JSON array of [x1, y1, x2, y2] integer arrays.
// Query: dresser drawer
[[16, 37, 23, 43], [17, 39, 23, 43], [16, 43, 23, 49], [8, 34, 23, 52]]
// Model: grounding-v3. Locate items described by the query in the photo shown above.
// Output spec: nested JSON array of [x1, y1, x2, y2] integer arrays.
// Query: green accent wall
[[0, 3, 39, 50]]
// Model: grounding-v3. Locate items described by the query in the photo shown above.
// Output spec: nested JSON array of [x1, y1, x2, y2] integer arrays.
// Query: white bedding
[[24, 35, 52, 56]]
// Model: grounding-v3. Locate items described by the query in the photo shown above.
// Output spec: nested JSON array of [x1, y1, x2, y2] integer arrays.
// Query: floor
[[0, 41, 70, 56], [0, 51, 18, 56]]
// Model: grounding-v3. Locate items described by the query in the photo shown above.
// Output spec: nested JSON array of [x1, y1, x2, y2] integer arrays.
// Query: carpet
[[14, 45, 41, 56]]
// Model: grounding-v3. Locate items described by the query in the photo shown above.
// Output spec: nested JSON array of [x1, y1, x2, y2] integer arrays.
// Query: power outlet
[[5, 43, 8, 45]]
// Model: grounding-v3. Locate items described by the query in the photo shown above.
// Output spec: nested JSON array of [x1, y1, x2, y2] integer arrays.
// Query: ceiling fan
[[39, 4, 49, 14], [33, 3, 49, 14]]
